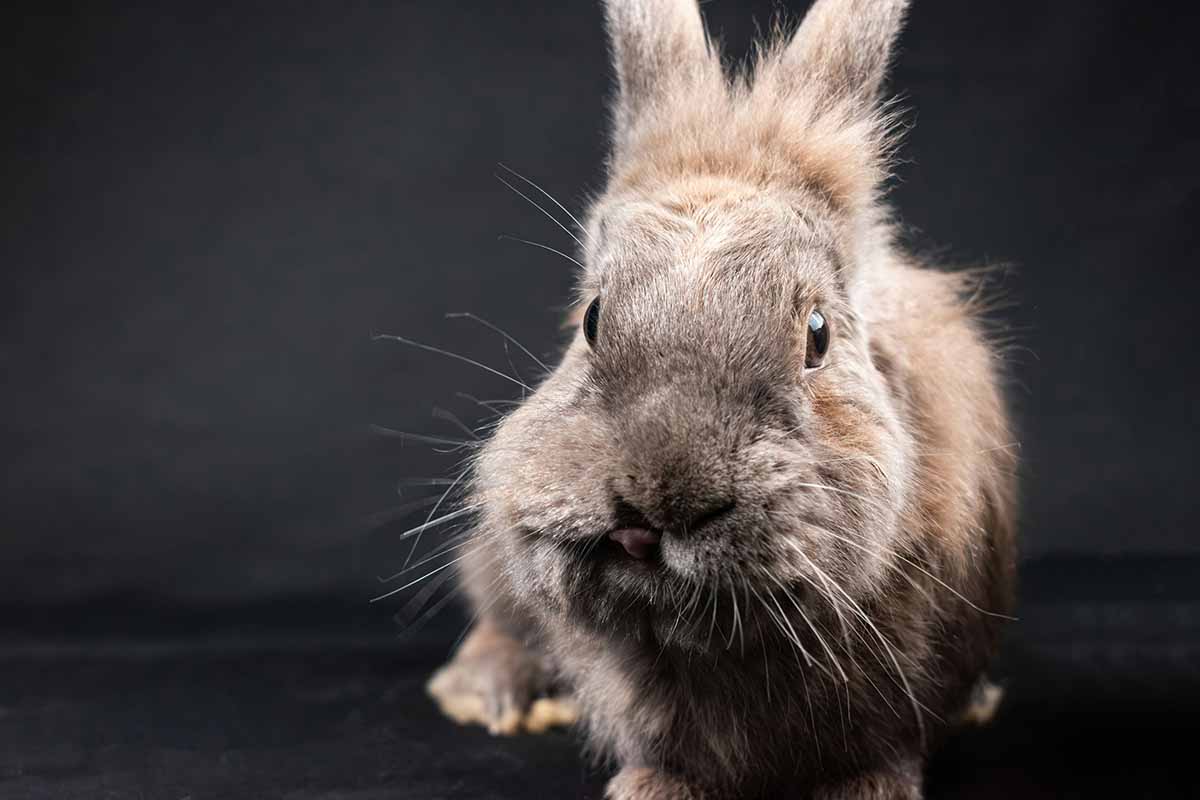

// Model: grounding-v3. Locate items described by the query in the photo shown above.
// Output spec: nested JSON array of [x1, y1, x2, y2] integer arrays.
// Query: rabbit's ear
[[781, 0, 910, 109], [603, 0, 717, 148]]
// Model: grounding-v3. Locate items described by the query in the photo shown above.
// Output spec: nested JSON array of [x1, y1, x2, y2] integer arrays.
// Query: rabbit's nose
[[615, 384, 743, 535], [660, 493, 737, 537], [614, 479, 735, 539]]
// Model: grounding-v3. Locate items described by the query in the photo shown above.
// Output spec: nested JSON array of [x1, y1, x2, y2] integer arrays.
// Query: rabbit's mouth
[[535, 519, 823, 653], [590, 528, 667, 581], [607, 527, 662, 561]]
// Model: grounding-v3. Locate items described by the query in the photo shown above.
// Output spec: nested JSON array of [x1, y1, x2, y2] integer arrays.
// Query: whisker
[[758, 585, 811, 667], [684, 578, 708, 638], [791, 481, 889, 514], [725, 574, 740, 651], [769, 574, 849, 685], [784, 539, 932, 742], [373, 333, 532, 392], [801, 522, 1016, 621], [370, 425, 477, 450], [390, 505, 479, 545], [497, 163, 589, 239], [446, 311, 550, 372], [363, 494, 444, 529], [657, 578, 702, 663], [706, 576, 721, 651], [394, 562, 459, 628], [498, 234, 585, 270], [391, 529, 476, 579], [495, 174, 584, 248], [774, 560, 885, 731], [395, 477, 461, 488], [372, 541, 485, 603], [797, 453, 890, 484], [397, 579, 464, 637], [446, 535, 538, 652], [454, 392, 520, 415], [431, 407, 482, 441]]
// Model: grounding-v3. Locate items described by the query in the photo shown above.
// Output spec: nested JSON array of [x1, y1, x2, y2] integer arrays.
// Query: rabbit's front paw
[[813, 760, 922, 800], [426, 619, 576, 735], [605, 767, 706, 800]]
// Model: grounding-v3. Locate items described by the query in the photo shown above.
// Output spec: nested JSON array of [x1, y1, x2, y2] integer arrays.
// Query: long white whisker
[[787, 549, 852, 647], [454, 392, 520, 415], [495, 174, 584, 248], [390, 530, 476, 579], [371, 552, 471, 603], [770, 574, 849, 685], [364, 495, 444, 529], [393, 562, 459, 628], [497, 163, 589, 238], [395, 477, 461, 489], [791, 481, 889, 514], [373, 333, 532, 392], [789, 517, 1015, 620], [754, 584, 838, 682], [369, 425, 477, 450], [726, 574, 741, 651], [446, 311, 550, 372], [390, 505, 478, 546], [498, 234, 585, 270], [398, 575, 465, 635], [447, 533, 537, 651], [706, 576, 721, 650], [796, 453, 891, 484], [431, 407, 482, 441], [784, 539, 931, 742], [403, 468, 471, 569]]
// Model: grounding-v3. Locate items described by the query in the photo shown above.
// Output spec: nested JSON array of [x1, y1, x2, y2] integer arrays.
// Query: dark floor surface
[[2, 558, 1198, 799]]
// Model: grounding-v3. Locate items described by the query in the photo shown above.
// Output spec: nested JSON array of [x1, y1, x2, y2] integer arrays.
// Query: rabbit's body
[[426, 2, 1016, 797]]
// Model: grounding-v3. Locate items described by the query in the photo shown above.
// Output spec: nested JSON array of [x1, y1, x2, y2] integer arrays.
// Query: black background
[[2, 1, 1198, 798]]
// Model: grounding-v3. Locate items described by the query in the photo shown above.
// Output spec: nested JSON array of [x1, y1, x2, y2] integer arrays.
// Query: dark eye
[[806, 309, 829, 368], [583, 297, 601, 347]]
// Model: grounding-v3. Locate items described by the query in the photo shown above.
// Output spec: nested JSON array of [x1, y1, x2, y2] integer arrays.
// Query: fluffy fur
[[426, 1, 1017, 797]]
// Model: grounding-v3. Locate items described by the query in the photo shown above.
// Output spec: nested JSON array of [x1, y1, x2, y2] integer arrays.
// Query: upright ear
[[781, 0, 911, 109], [602, 0, 717, 154]]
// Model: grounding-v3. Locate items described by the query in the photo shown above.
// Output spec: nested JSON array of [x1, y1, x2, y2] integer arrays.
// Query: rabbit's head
[[471, 0, 925, 650]]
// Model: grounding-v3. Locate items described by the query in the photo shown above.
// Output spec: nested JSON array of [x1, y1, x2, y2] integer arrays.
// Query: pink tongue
[[608, 528, 661, 560]]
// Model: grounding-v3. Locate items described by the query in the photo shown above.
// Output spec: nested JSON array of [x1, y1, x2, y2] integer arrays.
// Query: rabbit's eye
[[583, 297, 601, 347], [806, 309, 829, 368]]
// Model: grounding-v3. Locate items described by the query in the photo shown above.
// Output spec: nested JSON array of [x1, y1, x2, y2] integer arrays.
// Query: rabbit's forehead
[[585, 187, 837, 291]]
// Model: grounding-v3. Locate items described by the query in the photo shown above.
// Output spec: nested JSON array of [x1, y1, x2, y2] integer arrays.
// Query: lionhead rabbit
[[425, 1, 1017, 797]]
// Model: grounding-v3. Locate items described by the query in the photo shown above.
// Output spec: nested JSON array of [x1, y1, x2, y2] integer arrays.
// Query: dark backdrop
[[3, 0, 1198, 621], [3, 2, 1200, 798]]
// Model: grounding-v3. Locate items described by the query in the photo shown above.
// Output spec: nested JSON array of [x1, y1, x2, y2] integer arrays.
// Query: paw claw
[[428, 676, 578, 735], [524, 696, 580, 733]]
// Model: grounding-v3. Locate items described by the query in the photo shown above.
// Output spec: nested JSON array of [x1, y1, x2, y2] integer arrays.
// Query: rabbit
[[425, 0, 1018, 797]]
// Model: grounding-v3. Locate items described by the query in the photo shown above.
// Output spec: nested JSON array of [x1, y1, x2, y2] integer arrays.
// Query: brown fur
[[426, 2, 1017, 798]]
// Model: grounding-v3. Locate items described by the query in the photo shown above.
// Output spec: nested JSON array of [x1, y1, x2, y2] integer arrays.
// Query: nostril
[[610, 489, 734, 540], [685, 500, 736, 535], [612, 496, 655, 530]]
